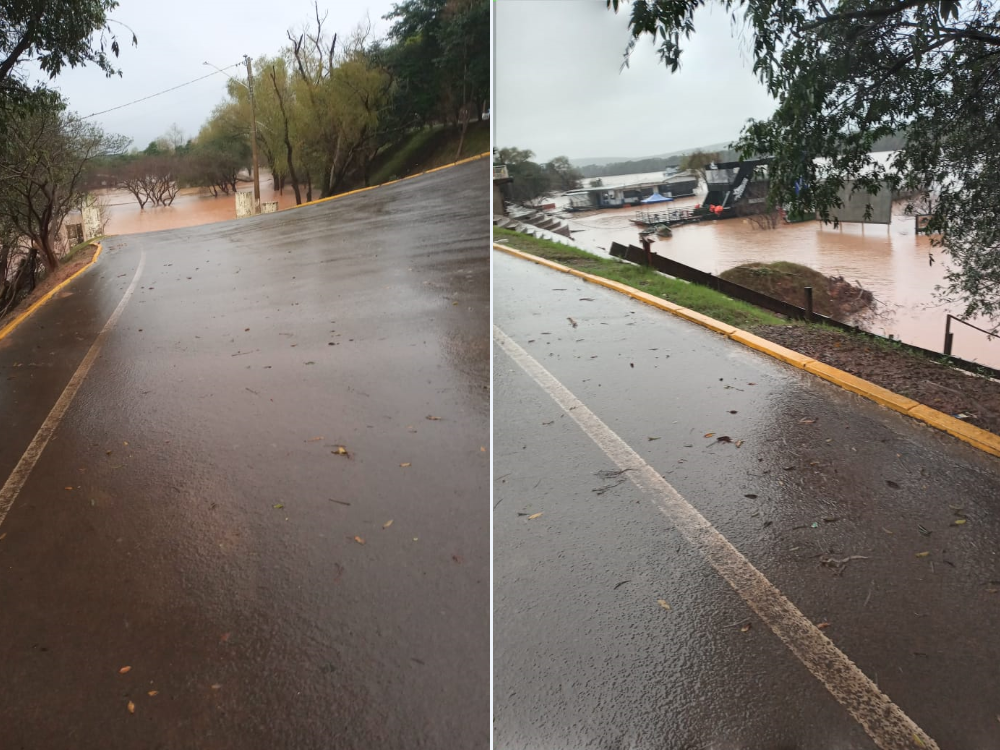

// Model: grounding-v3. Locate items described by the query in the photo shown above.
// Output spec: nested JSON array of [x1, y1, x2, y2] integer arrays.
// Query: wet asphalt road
[[0, 161, 489, 750], [493, 249, 1000, 750]]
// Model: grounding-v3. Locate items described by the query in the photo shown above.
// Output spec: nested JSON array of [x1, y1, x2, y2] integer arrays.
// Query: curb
[[284, 151, 491, 212], [0, 242, 103, 344], [494, 242, 1000, 460]]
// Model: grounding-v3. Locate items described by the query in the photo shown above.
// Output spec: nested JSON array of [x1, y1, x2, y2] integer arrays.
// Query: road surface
[[493, 249, 1000, 750], [0, 161, 489, 750]]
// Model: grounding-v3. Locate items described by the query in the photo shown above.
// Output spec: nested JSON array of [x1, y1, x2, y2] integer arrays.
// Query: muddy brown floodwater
[[93, 173, 300, 236], [557, 175, 1000, 369]]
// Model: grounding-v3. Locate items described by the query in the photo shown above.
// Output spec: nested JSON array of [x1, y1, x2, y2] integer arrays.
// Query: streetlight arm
[[202, 61, 248, 90]]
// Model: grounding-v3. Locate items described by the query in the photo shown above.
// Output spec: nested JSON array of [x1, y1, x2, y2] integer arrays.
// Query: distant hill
[[570, 133, 906, 178], [575, 144, 741, 179], [569, 141, 733, 170]]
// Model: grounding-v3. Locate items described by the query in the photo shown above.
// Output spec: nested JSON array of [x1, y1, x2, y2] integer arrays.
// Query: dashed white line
[[494, 324, 937, 750]]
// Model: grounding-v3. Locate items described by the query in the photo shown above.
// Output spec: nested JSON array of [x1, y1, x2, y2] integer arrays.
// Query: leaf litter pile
[[755, 324, 1000, 436]]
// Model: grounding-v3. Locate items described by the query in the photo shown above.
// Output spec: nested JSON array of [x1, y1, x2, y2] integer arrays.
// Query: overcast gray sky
[[493, 0, 778, 164], [36, 0, 397, 150]]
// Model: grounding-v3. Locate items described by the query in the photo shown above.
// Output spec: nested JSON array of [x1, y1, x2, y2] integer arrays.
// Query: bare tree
[[0, 104, 126, 271]]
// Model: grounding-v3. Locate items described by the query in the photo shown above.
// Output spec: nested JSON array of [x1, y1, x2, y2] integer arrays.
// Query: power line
[[80, 63, 242, 120]]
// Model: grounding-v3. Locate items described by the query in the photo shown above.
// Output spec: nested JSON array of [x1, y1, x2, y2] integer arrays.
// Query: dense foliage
[[0, 0, 133, 311], [610, 0, 1000, 323], [496, 148, 585, 203]]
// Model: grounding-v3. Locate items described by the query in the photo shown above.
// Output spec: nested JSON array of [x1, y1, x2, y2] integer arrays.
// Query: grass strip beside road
[[493, 228, 784, 329]]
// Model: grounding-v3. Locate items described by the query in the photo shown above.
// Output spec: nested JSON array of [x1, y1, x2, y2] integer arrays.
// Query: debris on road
[[820, 555, 869, 575], [657, 599, 671, 612]]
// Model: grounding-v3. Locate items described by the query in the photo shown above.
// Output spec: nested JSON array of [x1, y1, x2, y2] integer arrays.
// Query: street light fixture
[[203, 58, 261, 212]]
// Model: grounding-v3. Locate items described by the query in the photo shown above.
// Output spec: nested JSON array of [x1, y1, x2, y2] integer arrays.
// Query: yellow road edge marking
[[0, 242, 103, 344], [284, 151, 490, 212], [494, 242, 1000, 460]]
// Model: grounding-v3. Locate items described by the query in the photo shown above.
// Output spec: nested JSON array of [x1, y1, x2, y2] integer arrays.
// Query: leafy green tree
[[608, 0, 1000, 322], [0, 0, 135, 109], [545, 155, 583, 192]]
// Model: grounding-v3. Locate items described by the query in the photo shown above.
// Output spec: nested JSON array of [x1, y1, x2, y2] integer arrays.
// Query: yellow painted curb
[[283, 151, 490, 213], [804, 361, 922, 413], [729, 330, 816, 369], [908, 405, 1000, 458], [0, 242, 103, 344], [494, 241, 1000, 461]]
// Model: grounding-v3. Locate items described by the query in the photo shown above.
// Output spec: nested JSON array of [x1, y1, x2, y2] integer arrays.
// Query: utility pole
[[244, 54, 261, 212]]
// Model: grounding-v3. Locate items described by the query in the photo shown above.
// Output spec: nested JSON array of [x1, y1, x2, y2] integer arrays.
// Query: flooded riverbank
[[555, 176, 1000, 369], [94, 176, 300, 236]]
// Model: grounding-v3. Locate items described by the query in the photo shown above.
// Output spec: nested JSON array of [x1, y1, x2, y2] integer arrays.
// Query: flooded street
[[559, 171, 1000, 368], [94, 174, 300, 236]]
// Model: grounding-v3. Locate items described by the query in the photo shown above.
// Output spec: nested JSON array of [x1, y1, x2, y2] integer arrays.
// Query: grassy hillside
[[365, 121, 489, 187]]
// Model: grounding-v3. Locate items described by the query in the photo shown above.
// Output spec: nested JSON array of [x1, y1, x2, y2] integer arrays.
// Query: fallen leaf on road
[[741, 623, 752, 633], [527, 512, 543, 520], [147, 690, 158, 697], [817, 622, 831, 629], [127, 701, 135, 714], [425, 415, 441, 421], [913, 734, 925, 747], [886, 480, 901, 489], [704, 432, 715, 438], [383, 520, 393, 529], [400, 462, 411, 467], [729, 410, 738, 414], [568, 317, 578, 328], [952, 519, 967, 526], [353, 536, 365, 545], [273, 503, 284, 509], [0, 533, 5, 541], [657, 599, 671, 611], [119, 666, 131, 674], [305, 437, 323, 442], [211, 684, 221, 690], [648, 436, 661, 441], [64, 486, 73, 491], [918, 524, 931, 536], [332, 446, 350, 457], [744, 494, 758, 499], [799, 418, 816, 424], [916, 551, 930, 558], [716, 436, 732, 443], [735, 440, 744, 448], [882, 527, 894, 534]]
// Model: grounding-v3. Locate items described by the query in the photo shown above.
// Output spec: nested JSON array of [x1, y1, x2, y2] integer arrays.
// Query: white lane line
[[494, 325, 937, 750], [0, 249, 146, 529]]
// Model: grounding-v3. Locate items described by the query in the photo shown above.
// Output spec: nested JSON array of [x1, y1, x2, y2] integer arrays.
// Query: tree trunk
[[37, 234, 58, 272]]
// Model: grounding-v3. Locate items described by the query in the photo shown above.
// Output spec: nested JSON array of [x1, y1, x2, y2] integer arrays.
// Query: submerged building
[[566, 171, 698, 211]]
